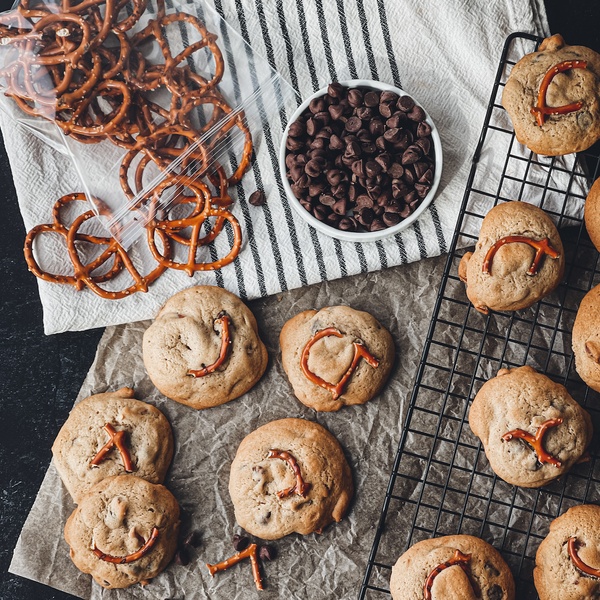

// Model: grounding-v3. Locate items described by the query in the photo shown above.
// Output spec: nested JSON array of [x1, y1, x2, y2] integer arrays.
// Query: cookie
[[502, 34, 600, 156], [142, 285, 268, 410], [52, 387, 174, 504], [64, 475, 180, 589], [228, 418, 353, 540], [572, 282, 600, 392], [584, 176, 600, 251], [458, 202, 564, 314], [279, 305, 394, 412], [534, 504, 600, 600], [469, 366, 592, 488], [390, 534, 515, 600]]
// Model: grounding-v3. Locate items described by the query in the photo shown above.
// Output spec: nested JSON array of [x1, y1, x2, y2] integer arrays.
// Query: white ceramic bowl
[[279, 79, 443, 242]]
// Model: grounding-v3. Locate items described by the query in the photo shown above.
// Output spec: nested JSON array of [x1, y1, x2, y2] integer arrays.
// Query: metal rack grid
[[359, 32, 600, 600]]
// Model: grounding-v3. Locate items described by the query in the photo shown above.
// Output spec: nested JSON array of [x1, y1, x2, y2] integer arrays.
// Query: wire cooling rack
[[359, 32, 600, 600]]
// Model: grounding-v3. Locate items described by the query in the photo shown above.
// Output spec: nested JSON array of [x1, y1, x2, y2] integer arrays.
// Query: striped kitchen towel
[[2, 0, 553, 334]]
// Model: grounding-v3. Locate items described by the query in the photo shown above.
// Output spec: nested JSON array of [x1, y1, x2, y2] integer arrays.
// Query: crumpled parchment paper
[[10, 254, 447, 599]]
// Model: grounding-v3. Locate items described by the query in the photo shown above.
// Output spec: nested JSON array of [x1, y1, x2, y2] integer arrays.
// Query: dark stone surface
[[0, 2, 599, 599]]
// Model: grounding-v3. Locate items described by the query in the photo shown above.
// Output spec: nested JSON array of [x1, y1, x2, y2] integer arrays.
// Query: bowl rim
[[278, 78, 443, 243]]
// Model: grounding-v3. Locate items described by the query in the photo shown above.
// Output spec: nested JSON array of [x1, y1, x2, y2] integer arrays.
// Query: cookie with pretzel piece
[[142, 286, 268, 409], [572, 282, 600, 393], [534, 504, 600, 600], [469, 366, 592, 488], [458, 202, 564, 314], [64, 475, 180, 589], [390, 534, 515, 600], [228, 418, 353, 540], [52, 387, 174, 504], [502, 34, 600, 156], [280, 305, 394, 412]]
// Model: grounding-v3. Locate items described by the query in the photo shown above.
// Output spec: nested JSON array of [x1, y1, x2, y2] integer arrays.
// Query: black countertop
[[2, 2, 600, 599]]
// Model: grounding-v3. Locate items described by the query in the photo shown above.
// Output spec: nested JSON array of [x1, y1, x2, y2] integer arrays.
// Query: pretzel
[[300, 327, 380, 400], [187, 311, 232, 377], [206, 543, 264, 591], [568, 537, 600, 578], [24, 193, 123, 288], [531, 60, 588, 126], [93, 526, 159, 564], [90, 422, 135, 472], [424, 550, 472, 600], [482, 236, 560, 276], [267, 449, 311, 499], [501, 418, 563, 467]]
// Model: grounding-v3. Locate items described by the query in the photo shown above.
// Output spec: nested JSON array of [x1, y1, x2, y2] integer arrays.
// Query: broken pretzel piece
[[424, 549, 472, 600], [267, 449, 311, 499], [501, 417, 563, 467], [300, 327, 379, 400], [187, 312, 232, 378], [90, 422, 135, 472], [568, 536, 600, 578], [482, 236, 560, 277], [93, 526, 159, 564], [206, 542, 264, 591]]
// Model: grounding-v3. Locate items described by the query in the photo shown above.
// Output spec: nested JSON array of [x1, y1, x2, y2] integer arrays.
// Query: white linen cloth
[[1, 0, 556, 334]]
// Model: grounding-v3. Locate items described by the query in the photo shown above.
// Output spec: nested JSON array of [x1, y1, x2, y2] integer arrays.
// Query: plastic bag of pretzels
[[0, 0, 296, 299]]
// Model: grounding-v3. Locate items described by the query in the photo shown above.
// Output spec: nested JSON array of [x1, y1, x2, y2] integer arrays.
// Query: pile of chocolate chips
[[284, 82, 436, 233]]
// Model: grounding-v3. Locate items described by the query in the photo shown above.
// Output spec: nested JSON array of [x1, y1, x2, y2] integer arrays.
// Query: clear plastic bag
[[0, 0, 297, 249]]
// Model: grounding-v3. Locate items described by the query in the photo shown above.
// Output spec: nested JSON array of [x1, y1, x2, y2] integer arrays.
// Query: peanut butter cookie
[[469, 366, 592, 488], [64, 475, 180, 589], [52, 388, 174, 504], [228, 418, 353, 540], [280, 305, 394, 412], [502, 34, 600, 156], [390, 534, 515, 600], [572, 282, 600, 392], [142, 285, 268, 409], [534, 504, 600, 600], [458, 202, 564, 314]]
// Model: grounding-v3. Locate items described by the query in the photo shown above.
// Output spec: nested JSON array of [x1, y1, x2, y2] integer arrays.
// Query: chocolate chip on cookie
[[64, 475, 180, 589], [142, 286, 268, 410], [228, 418, 353, 540], [458, 202, 564, 314], [280, 305, 394, 412], [52, 388, 174, 504], [502, 34, 600, 156], [469, 366, 592, 488], [390, 534, 515, 600], [534, 504, 600, 600]]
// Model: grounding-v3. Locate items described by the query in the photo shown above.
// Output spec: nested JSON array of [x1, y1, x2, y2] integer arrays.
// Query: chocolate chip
[[320, 194, 336, 206], [305, 158, 324, 178], [174, 547, 190, 566], [328, 103, 345, 121], [183, 531, 201, 548], [415, 182, 431, 198], [383, 127, 402, 143], [309, 97, 326, 114], [401, 146, 421, 165], [374, 152, 391, 172], [329, 134, 344, 150], [397, 95, 415, 112], [326, 212, 341, 227], [338, 216, 358, 231], [415, 137, 431, 155], [326, 169, 342, 186], [365, 160, 382, 178], [364, 90, 380, 107], [286, 136, 304, 151], [369, 118, 384, 137], [351, 158, 366, 177], [388, 163, 404, 178], [370, 218, 386, 231], [345, 116, 362, 133], [355, 106, 373, 120], [258, 545, 277, 561], [233, 534, 250, 552], [332, 198, 347, 215], [487, 585, 503, 600], [328, 82, 344, 98], [347, 88, 363, 107], [355, 207, 374, 226], [355, 193, 374, 210], [408, 105, 426, 122], [288, 120, 305, 138], [383, 212, 401, 227], [313, 204, 330, 221], [375, 135, 387, 151], [417, 121, 432, 137], [380, 90, 399, 104], [485, 562, 501, 577], [308, 181, 326, 197], [345, 140, 361, 158], [379, 102, 393, 118]]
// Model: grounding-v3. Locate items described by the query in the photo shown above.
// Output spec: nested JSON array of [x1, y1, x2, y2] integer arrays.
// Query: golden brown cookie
[[280, 305, 394, 412], [534, 504, 600, 600], [469, 366, 592, 488], [458, 202, 564, 314], [502, 34, 600, 156], [142, 285, 268, 410], [228, 418, 353, 540], [572, 282, 600, 392], [64, 475, 180, 589], [52, 388, 174, 504], [584, 177, 600, 251], [389, 534, 515, 600]]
